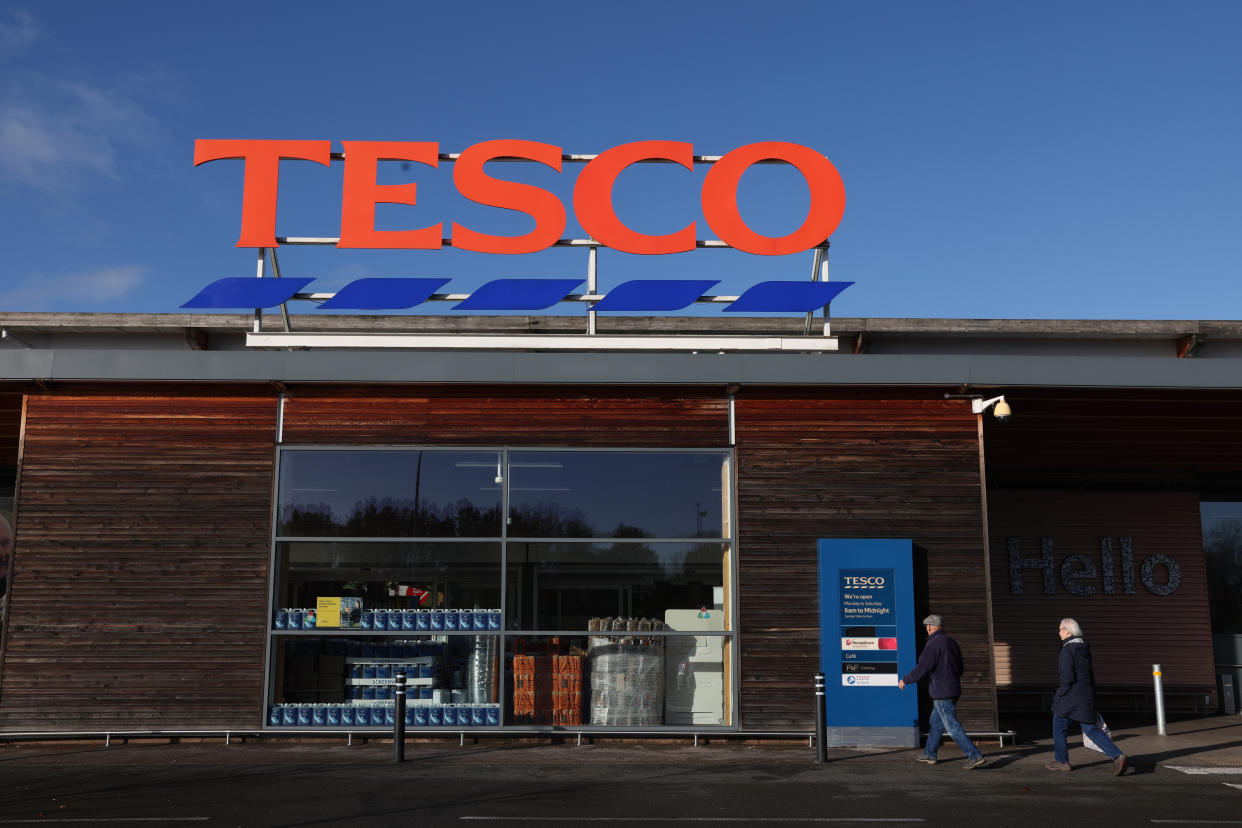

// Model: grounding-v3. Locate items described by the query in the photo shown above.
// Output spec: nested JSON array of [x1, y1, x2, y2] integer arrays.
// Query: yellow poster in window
[[317, 597, 342, 628]]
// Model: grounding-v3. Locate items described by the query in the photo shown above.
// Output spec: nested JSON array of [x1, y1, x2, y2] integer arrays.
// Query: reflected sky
[[507, 452, 726, 538], [278, 449, 729, 539]]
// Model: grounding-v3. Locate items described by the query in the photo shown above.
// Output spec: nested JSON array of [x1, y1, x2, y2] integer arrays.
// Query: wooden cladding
[[983, 390, 1242, 479], [11, 380, 1226, 734], [0, 389, 277, 730], [983, 390, 1232, 708], [281, 385, 728, 447], [733, 391, 995, 732], [989, 490, 1215, 690]]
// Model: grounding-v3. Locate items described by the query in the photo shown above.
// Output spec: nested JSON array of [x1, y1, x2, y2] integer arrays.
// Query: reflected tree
[[1205, 517, 1242, 633], [508, 502, 595, 537], [1206, 518, 1242, 568], [280, 502, 337, 536], [282, 496, 502, 537]]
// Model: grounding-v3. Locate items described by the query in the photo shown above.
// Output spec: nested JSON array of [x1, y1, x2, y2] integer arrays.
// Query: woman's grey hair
[[1060, 618, 1083, 637]]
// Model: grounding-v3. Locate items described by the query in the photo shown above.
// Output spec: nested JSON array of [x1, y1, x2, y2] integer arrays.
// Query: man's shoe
[[1045, 761, 1072, 771], [913, 753, 937, 764], [1113, 754, 1127, 776], [963, 756, 987, 770]]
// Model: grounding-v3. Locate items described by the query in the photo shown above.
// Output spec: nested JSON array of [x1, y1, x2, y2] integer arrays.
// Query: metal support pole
[[814, 672, 827, 762], [819, 246, 832, 337], [586, 246, 598, 335], [253, 248, 266, 334], [267, 247, 292, 333], [1153, 664, 1167, 735], [802, 247, 825, 337], [394, 670, 407, 762]]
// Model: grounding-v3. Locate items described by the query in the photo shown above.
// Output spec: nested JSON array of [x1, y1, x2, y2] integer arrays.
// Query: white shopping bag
[[1082, 715, 1111, 753]]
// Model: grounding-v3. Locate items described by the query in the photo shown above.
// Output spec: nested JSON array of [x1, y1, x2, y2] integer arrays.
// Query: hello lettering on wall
[[1007, 536, 1182, 597]]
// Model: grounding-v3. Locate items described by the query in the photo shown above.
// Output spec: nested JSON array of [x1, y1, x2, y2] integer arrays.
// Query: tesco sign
[[195, 139, 846, 256]]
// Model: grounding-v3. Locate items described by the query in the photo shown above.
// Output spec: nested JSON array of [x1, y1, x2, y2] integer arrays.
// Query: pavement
[[0, 714, 1239, 827], [3, 710, 1239, 767], [996, 711, 1242, 768]]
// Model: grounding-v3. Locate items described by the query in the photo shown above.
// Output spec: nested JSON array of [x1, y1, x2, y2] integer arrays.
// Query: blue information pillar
[[817, 539, 918, 747]]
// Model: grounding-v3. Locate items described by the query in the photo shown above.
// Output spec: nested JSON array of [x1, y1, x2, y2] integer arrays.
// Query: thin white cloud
[[0, 7, 175, 196], [0, 266, 148, 310], [0, 70, 168, 193], [0, 11, 40, 60], [0, 99, 121, 186]]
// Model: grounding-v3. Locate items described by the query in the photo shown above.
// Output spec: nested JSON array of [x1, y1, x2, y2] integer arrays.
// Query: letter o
[[1141, 554, 1181, 596], [701, 141, 846, 255]]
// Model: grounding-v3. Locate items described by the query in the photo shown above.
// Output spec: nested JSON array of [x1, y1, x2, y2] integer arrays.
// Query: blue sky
[[0, 1, 1239, 319]]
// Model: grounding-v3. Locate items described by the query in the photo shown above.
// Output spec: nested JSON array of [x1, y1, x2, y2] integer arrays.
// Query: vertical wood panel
[[0, 388, 277, 730], [735, 391, 995, 732]]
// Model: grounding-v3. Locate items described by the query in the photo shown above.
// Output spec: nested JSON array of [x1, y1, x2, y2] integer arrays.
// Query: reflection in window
[[275, 542, 503, 617], [269, 447, 735, 730], [505, 542, 726, 631], [508, 452, 729, 539], [1202, 502, 1242, 634], [278, 450, 502, 537]]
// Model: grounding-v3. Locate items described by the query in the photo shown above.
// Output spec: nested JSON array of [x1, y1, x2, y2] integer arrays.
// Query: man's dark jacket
[[1052, 637, 1098, 723], [901, 630, 963, 700]]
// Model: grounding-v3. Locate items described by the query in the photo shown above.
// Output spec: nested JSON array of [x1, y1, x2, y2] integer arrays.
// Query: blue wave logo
[[183, 276, 852, 313]]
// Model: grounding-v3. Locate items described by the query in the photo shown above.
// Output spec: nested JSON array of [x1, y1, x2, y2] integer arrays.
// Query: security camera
[[971, 395, 1011, 422]]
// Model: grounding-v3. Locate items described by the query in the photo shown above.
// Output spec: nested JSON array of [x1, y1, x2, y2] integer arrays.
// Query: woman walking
[[1047, 618, 1127, 775]]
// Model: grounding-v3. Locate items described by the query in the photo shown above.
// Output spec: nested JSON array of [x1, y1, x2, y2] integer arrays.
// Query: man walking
[[898, 614, 987, 769]]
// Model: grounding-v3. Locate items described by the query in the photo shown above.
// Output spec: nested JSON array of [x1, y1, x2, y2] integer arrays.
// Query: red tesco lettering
[[194, 139, 846, 256]]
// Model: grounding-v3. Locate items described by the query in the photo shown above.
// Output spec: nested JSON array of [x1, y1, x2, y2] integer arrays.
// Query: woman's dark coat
[[1052, 636, 1098, 723]]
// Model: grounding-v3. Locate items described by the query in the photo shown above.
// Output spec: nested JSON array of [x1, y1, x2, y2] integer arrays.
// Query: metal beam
[[245, 333, 840, 352]]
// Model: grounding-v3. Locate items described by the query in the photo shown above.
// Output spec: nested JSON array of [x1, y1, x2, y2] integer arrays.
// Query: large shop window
[[267, 448, 734, 731]]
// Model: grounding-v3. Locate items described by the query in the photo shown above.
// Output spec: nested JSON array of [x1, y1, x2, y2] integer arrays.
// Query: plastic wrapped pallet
[[467, 635, 497, 704], [588, 643, 664, 726]]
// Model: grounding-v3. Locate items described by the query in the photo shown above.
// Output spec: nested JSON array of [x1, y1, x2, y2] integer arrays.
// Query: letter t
[[194, 139, 332, 247]]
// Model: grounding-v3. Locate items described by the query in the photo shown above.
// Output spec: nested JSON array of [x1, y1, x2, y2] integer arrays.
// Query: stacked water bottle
[[359, 608, 502, 632], [273, 607, 501, 631], [272, 608, 319, 629], [267, 700, 501, 728]]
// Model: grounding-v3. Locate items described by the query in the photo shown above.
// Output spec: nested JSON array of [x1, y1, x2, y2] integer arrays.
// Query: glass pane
[[507, 633, 731, 727], [507, 451, 729, 539], [274, 542, 502, 624], [504, 542, 728, 631], [1202, 502, 1242, 634], [278, 450, 502, 537], [266, 635, 500, 729]]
